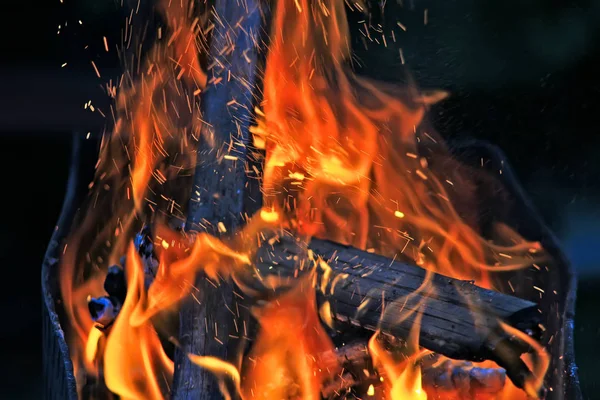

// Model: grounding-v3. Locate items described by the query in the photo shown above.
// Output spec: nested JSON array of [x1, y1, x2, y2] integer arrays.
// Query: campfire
[[42, 1, 581, 399]]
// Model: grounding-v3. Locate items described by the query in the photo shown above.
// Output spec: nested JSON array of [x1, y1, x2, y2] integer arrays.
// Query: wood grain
[[255, 237, 542, 367], [172, 1, 265, 399]]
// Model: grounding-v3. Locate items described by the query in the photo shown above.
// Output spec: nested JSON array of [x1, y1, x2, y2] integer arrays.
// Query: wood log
[[254, 237, 543, 390], [171, 1, 266, 399], [321, 373, 361, 399], [320, 349, 508, 400]]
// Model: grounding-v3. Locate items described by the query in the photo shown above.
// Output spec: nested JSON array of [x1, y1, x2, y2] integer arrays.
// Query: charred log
[[171, 0, 267, 398], [320, 342, 508, 399], [254, 237, 543, 391]]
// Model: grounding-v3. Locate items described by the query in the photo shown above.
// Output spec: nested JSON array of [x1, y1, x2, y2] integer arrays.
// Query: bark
[[172, 1, 266, 399], [255, 237, 542, 389]]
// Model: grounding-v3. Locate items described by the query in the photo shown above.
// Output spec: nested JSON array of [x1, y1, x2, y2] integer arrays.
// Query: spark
[[367, 384, 375, 396], [91, 60, 101, 78]]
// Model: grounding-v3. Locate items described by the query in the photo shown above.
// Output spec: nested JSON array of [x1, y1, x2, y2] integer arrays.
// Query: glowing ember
[[58, 0, 551, 399]]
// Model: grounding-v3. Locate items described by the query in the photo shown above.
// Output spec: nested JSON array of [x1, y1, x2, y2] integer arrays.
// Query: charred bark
[[171, 1, 266, 399], [254, 237, 543, 390]]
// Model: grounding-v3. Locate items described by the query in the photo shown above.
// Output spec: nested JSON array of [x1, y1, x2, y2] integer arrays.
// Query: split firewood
[[421, 359, 506, 399], [321, 341, 371, 370], [320, 341, 376, 399], [321, 372, 372, 399], [337, 342, 371, 370], [320, 342, 507, 399], [253, 236, 543, 391]]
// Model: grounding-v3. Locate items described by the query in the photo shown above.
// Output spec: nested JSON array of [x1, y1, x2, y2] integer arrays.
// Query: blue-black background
[[0, 0, 599, 398]]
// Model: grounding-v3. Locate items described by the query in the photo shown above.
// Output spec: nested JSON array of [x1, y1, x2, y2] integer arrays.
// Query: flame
[[241, 278, 338, 400], [187, 355, 241, 400], [59, 0, 209, 391], [103, 243, 174, 400], [58, 0, 552, 399], [256, 0, 544, 287], [369, 312, 429, 400], [499, 321, 550, 398]]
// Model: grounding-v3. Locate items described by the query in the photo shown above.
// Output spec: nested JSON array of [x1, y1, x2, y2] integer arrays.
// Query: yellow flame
[[188, 355, 241, 400], [84, 326, 103, 367], [500, 321, 550, 398], [103, 243, 174, 400], [59, 1, 552, 399]]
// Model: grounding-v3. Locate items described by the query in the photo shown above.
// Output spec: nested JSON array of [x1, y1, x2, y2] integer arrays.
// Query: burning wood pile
[[43, 1, 581, 400]]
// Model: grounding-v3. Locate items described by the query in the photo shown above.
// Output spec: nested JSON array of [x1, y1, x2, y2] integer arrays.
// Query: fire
[[58, 0, 551, 399], [240, 278, 338, 400], [369, 314, 430, 400], [103, 244, 173, 400]]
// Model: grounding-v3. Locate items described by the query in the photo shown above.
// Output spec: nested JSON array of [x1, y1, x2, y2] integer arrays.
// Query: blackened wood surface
[[172, 1, 264, 399], [41, 135, 81, 400], [257, 237, 542, 363]]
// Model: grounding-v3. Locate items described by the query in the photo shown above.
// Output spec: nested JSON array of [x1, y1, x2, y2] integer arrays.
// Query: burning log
[[421, 360, 506, 398], [254, 236, 543, 391], [321, 373, 363, 399], [320, 342, 508, 399], [329, 341, 371, 369], [320, 342, 374, 398], [171, 0, 266, 398]]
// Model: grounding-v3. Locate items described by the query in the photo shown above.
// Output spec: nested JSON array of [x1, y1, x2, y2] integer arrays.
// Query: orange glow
[[369, 312, 429, 400], [259, 208, 280, 223], [241, 279, 338, 400], [187, 355, 241, 400], [500, 321, 550, 398], [257, 0, 545, 287], [103, 244, 174, 400], [58, 0, 552, 399], [84, 326, 103, 367]]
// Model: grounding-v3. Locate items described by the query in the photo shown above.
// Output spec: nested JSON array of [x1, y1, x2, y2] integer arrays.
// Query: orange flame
[[59, 0, 208, 391], [256, 0, 543, 288], [369, 311, 429, 400], [58, 0, 552, 399], [103, 243, 174, 400], [499, 321, 550, 398], [241, 278, 338, 400]]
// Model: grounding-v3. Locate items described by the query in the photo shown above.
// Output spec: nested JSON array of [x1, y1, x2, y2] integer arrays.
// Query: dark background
[[1, 0, 599, 398]]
